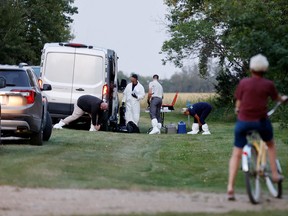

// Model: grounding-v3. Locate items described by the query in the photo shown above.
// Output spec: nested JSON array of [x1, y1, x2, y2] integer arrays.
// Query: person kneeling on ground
[[183, 102, 212, 135], [53, 95, 108, 131]]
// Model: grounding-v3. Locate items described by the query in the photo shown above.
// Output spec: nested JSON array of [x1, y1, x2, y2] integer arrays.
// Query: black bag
[[126, 121, 140, 133]]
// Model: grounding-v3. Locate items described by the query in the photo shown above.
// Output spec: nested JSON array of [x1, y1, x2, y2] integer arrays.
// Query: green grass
[[0, 111, 288, 215]]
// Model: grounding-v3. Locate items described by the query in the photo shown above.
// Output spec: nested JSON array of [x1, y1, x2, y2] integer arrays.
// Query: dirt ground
[[1, 186, 288, 216]]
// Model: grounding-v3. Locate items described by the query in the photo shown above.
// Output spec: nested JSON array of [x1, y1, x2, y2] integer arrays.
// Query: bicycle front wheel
[[244, 144, 261, 204], [265, 159, 282, 198]]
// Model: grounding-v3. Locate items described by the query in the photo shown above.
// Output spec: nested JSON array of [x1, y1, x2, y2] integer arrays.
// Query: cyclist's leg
[[228, 147, 242, 193], [227, 120, 247, 198], [259, 118, 283, 182], [266, 140, 283, 182]]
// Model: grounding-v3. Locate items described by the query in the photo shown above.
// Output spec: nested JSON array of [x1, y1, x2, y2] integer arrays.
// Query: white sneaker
[[187, 130, 198, 135], [149, 127, 160, 135], [89, 125, 97, 131]]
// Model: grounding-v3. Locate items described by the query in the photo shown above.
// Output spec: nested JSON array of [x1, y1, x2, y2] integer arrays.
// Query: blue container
[[177, 121, 187, 134]]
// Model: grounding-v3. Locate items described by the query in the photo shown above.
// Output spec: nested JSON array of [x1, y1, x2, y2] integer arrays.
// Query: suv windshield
[[0, 70, 30, 87]]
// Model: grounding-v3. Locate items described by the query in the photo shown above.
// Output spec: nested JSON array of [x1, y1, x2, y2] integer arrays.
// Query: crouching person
[[184, 102, 212, 135], [53, 95, 108, 131]]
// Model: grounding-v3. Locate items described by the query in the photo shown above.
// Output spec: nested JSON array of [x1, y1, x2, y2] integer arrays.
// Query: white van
[[40, 42, 125, 131]]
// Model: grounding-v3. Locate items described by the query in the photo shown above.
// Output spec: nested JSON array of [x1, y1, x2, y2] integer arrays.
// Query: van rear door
[[71, 48, 106, 104], [42, 46, 75, 114]]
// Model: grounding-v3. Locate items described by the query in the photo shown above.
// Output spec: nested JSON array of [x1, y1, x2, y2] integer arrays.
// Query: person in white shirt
[[147, 74, 163, 134], [122, 74, 145, 125]]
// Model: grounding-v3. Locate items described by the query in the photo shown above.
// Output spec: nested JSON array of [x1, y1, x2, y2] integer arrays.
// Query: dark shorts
[[234, 118, 273, 148]]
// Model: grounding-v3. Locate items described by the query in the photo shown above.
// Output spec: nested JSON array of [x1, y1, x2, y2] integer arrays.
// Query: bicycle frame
[[242, 134, 268, 174], [241, 100, 285, 204]]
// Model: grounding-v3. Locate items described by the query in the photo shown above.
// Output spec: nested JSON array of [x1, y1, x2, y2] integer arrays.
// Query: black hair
[[153, 74, 159, 79]]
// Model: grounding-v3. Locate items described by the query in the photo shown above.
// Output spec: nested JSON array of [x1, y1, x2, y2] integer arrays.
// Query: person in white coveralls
[[122, 74, 145, 126]]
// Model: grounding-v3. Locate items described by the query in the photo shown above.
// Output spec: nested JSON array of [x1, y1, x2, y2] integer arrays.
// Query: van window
[[73, 54, 104, 85], [45, 53, 74, 84]]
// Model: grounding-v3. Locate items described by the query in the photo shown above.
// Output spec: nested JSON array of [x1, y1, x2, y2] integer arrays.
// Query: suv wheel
[[43, 112, 52, 141], [30, 130, 43, 146]]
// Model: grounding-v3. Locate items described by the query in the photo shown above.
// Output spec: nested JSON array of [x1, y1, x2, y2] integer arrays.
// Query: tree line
[[0, 0, 77, 65], [118, 63, 215, 93], [162, 0, 288, 106], [1, 0, 287, 124]]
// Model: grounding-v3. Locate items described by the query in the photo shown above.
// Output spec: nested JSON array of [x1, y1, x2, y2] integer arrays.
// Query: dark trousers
[[193, 106, 212, 124], [149, 97, 162, 123]]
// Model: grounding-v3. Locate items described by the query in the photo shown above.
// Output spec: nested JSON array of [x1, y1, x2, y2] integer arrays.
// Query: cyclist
[[227, 54, 287, 201]]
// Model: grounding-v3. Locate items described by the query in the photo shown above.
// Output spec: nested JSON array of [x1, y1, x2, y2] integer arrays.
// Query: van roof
[[44, 42, 111, 52]]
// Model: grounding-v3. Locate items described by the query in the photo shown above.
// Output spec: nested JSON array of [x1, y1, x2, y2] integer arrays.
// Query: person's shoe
[[227, 190, 236, 201], [187, 130, 198, 134], [272, 174, 284, 183], [187, 123, 199, 134], [53, 119, 65, 129], [202, 124, 211, 135], [156, 123, 162, 134], [89, 124, 97, 131], [149, 127, 160, 135], [149, 119, 160, 134]]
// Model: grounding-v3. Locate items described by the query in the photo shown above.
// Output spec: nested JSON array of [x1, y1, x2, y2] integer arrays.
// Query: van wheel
[[30, 131, 43, 146], [43, 112, 52, 141]]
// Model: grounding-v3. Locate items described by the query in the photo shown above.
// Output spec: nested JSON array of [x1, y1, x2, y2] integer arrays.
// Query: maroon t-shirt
[[235, 76, 278, 121]]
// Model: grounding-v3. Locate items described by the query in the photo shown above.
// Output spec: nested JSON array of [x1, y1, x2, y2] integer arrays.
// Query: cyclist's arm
[[235, 99, 241, 114]]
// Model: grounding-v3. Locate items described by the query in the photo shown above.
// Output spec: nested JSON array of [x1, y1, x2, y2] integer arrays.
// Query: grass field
[[0, 111, 287, 191], [0, 93, 288, 215]]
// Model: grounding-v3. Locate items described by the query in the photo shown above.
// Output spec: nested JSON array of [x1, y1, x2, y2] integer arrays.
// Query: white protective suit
[[122, 82, 145, 125]]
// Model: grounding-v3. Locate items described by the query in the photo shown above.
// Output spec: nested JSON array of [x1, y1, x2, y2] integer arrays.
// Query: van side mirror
[[42, 83, 52, 91], [119, 79, 127, 92], [0, 77, 6, 89]]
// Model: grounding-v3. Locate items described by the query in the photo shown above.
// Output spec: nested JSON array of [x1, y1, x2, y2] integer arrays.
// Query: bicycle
[[241, 101, 285, 204]]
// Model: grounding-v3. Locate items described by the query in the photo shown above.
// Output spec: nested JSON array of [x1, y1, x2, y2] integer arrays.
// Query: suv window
[[26, 69, 38, 87], [0, 69, 30, 87]]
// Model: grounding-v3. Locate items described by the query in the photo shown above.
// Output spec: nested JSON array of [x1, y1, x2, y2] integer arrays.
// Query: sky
[[71, 0, 180, 79]]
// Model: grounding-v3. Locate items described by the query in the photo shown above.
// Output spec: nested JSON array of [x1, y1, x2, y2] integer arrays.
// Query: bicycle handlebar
[[267, 97, 288, 116]]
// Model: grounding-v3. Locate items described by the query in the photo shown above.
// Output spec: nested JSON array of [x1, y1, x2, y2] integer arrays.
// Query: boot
[[187, 123, 199, 134], [157, 123, 162, 134], [53, 119, 65, 129], [149, 119, 160, 135], [202, 123, 211, 135], [89, 124, 97, 131]]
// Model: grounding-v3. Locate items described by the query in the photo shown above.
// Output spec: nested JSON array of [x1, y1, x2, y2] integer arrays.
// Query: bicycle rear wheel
[[265, 159, 282, 198], [244, 144, 261, 204]]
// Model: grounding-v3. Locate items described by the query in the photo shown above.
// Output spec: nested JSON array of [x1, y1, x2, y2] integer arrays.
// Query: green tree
[[0, 1, 30, 64], [162, 0, 288, 104], [0, 0, 78, 65]]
